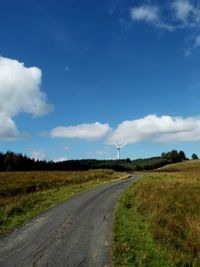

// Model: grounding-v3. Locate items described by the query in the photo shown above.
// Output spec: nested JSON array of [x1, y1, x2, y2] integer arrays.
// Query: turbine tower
[[115, 143, 126, 160]]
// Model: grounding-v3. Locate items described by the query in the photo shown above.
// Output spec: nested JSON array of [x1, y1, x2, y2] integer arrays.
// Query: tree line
[[0, 150, 198, 172]]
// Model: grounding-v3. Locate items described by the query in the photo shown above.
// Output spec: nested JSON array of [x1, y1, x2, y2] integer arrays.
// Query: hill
[[157, 159, 200, 171]]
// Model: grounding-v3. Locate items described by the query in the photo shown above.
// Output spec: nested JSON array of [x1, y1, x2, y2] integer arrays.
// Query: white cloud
[[130, 1, 200, 29], [130, 1, 200, 53], [171, 0, 194, 21], [130, 4, 174, 31], [0, 56, 53, 140], [130, 5, 159, 23], [171, 0, 200, 26], [0, 114, 19, 140], [108, 114, 200, 144], [0, 56, 53, 117], [54, 157, 68, 162], [50, 115, 200, 145], [185, 34, 200, 55], [51, 122, 111, 140], [31, 149, 46, 161]]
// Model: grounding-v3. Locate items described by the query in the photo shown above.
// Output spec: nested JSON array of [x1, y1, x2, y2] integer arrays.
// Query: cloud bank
[[50, 115, 200, 145], [0, 56, 53, 140], [108, 114, 200, 144]]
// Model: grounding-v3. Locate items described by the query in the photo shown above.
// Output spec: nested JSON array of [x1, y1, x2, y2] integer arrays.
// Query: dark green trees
[[161, 150, 187, 163], [192, 153, 198, 160]]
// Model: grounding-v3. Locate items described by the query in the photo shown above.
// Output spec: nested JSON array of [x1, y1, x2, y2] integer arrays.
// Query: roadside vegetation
[[0, 169, 128, 236], [114, 160, 200, 267]]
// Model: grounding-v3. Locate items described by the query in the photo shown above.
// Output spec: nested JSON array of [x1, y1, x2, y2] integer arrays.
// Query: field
[[114, 160, 200, 267], [0, 169, 128, 236]]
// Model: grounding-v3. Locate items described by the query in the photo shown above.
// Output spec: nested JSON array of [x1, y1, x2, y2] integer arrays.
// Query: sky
[[1, 0, 200, 161]]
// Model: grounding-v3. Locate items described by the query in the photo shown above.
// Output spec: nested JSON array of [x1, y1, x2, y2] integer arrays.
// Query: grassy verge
[[0, 169, 128, 236], [113, 160, 200, 267]]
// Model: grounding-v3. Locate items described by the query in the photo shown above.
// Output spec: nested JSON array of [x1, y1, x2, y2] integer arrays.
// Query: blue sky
[[1, 0, 200, 160]]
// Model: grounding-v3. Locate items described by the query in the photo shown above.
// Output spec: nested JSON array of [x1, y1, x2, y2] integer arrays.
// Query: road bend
[[0, 176, 139, 267]]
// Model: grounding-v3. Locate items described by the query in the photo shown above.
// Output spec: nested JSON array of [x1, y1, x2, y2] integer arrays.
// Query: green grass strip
[[113, 184, 174, 267]]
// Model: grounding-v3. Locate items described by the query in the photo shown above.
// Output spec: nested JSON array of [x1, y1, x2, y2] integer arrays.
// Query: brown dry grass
[[138, 162, 200, 265], [0, 169, 128, 235], [114, 160, 200, 266]]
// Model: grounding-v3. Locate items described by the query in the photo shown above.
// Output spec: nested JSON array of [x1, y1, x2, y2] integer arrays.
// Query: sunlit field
[[0, 170, 128, 236], [114, 160, 200, 267]]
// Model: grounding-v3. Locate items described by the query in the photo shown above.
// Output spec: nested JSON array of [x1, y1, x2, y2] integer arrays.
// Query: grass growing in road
[[114, 160, 200, 267], [0, 169, 128, 236]]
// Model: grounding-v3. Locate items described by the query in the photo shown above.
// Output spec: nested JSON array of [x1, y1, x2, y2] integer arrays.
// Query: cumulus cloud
[[108, 114, 200, 144], [0, 56, 53, 117], [50, 122, 111, 140], [49, 115, 200, 145], [0, 56, 53, 140], [0, 114, 19, 140]]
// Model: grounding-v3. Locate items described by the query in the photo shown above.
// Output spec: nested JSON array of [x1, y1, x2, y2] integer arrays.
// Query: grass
[[0, 169, 128, 236], [157, 159, 200, 171], [113, 160, 200, 267]]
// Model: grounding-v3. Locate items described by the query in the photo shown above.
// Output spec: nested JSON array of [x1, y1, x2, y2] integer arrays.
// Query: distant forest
[[0, 150, 188, 172]]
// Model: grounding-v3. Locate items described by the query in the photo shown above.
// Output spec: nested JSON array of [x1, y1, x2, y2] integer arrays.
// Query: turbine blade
[[120, 143, 127, 148]]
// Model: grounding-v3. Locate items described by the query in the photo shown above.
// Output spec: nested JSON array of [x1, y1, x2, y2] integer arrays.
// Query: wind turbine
[[114, 143, 126, 160]]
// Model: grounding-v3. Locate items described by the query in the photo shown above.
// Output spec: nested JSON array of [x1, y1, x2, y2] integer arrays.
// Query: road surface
[[0, 176, 139, 267]]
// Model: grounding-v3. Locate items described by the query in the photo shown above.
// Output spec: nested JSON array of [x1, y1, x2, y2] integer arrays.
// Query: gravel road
[[0, 176, 139, 267]]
